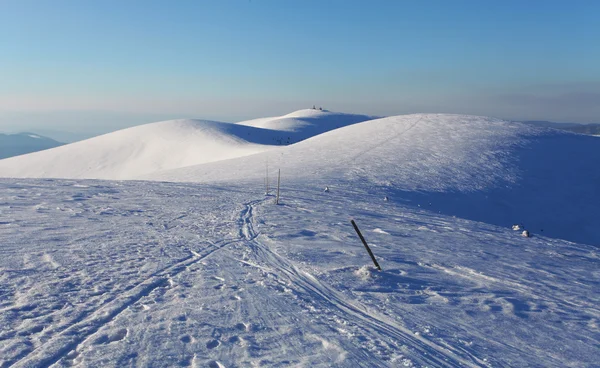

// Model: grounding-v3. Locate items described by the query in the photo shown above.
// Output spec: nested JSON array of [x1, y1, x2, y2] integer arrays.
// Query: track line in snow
[[239, 198, 486, 367], [10, 237, 242, 368], [348, 115, 423, 163]]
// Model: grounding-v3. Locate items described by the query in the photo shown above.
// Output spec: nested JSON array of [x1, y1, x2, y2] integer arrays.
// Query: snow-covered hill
[[147, 114, 600, 247], [0, 110, 374, 180], [0, 133, 64, 159], [237, 109, 377, 142], [0, 111, 599, 367]]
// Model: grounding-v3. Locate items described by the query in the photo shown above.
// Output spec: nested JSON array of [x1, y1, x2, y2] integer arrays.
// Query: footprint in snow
[[234, 322, 249, 332], [180, 335, 193, 344], [228, 335, 244, 345], [206, 339, 221, 349], [208, 361, 225, 368], [94, 328, 128, 344]]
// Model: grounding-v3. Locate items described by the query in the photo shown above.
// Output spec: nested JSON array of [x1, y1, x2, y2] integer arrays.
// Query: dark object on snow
[[324, 186, 329, 192], [351, 219, 382, 271]]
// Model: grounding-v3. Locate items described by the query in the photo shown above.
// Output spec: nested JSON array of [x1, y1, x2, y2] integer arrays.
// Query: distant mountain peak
[[0, 132, 64, 159]]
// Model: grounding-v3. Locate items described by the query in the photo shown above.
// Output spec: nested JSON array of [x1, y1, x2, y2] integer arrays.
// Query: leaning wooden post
[[275, 169, 281, 204], [351, 219, 382, 271]]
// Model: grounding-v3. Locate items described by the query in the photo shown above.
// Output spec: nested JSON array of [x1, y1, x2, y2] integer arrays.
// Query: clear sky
[[1, 0, 599, 136]]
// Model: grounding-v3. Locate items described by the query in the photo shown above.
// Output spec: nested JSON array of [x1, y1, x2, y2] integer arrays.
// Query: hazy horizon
[[2, 0, 599, 135]]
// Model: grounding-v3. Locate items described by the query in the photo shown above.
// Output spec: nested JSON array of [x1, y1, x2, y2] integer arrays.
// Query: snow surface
[[0, 179, 598, 367], [147, 114, 600, 247], [0, 111, 599, 367], [0, 110, 374, 180], [236, 109, 376, 141]]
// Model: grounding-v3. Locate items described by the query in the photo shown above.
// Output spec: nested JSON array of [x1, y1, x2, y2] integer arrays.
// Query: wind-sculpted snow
[[0, 179, 598, 367], [0, 110, 375, 180]]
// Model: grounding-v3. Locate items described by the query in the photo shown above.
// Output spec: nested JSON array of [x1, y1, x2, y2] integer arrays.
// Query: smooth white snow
[[147, 114, 600, 246], [0, 110, 374, 180], [237, 109, 376, 139]]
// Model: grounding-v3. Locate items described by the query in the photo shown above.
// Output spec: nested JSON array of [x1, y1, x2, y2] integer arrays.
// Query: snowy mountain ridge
[[145, 113, 600, 246], [0, 110, 375, 180], [2, 111, 599, 246]]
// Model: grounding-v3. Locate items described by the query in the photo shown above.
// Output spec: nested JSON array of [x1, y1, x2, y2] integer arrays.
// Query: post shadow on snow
[[381, 132, 600, 247]]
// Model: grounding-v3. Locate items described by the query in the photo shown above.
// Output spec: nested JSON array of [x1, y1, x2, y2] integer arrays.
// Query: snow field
[[1, 179, 598, 367], [148, 114, 600, 247], [1, 111, 599, 366]]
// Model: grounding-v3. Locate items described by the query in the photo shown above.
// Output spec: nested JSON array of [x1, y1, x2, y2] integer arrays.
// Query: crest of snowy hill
[[0, 132, 64, 159], [0, 110, 375, 180], [237, 109, 377, 142], [146, 114, 600, 246]]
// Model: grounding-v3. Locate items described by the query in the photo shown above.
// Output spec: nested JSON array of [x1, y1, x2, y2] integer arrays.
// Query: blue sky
[[1, 0, 599, 135]]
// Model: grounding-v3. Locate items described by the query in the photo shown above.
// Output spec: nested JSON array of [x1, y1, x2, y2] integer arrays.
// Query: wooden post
[[351, 219, 382, 271], [275, 169, 281, 204]]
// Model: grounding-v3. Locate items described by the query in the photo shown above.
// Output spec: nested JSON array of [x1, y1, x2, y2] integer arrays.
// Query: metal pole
[[351, 219, 382, 271]]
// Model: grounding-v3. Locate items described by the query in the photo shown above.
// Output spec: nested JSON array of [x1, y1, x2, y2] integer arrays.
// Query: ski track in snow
[[0, 179, 599, 367], [240, 199, 485, 368]]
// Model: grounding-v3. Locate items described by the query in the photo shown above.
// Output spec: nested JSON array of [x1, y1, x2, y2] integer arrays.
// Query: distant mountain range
[[0, 133, 65, 159], [523, 121, 600, 135]]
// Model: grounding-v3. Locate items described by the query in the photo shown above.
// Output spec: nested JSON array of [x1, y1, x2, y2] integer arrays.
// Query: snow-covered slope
[[147, 114, 600, 246], [236, 109, 376, 143], [0, 133, 64, 159], [1, 112, 599, 367], [0, 179, 598, 367], [0, 120, 274, 180], [0, 110, 374, 180]]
